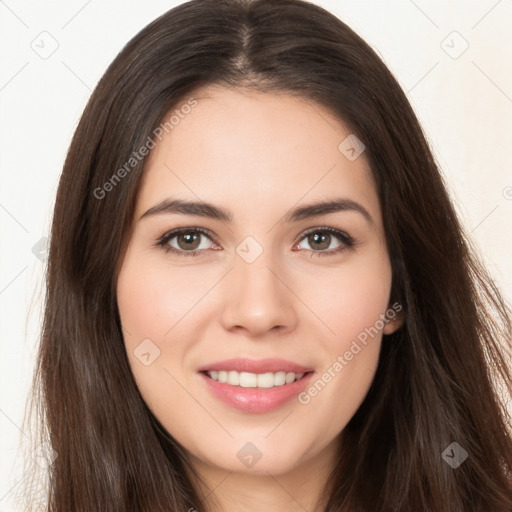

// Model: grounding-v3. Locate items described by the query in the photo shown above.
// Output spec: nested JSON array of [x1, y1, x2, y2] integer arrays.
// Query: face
[[116, 85, 402, 478]]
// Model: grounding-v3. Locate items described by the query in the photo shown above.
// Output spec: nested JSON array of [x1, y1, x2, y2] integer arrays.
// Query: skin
[[116, 85, 403, 512]]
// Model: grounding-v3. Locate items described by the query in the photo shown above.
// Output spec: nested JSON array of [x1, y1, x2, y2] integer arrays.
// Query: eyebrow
[[139, 197, 374, 226]]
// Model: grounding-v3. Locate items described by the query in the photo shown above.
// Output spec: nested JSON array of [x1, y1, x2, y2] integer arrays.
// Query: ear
[[382, 309, 405, 335]]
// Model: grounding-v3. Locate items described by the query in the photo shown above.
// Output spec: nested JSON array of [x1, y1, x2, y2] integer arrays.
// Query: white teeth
[[228, 371, 240, 385], [240, 372, 257, 387], [256, 372, 274, 388], [274, 371, 286, 386], [206, 370, 307, 387]]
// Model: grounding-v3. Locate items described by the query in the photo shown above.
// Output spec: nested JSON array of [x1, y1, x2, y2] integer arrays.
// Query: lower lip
[[199, 371, 314, 413]]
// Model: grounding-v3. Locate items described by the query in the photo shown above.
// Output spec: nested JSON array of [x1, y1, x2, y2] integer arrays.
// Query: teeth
[[206, 370, 306, 388]]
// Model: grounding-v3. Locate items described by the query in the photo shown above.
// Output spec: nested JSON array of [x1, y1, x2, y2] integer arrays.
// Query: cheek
[[116, 250, 213, 342], [305, 247, 392, 346], [116, 250, 196, 414], [295, 249, 391, 422]]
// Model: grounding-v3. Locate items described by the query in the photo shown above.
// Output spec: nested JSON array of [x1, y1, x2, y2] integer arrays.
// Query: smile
[[205, 370, 307, 388], [200, 370, 315, 413]]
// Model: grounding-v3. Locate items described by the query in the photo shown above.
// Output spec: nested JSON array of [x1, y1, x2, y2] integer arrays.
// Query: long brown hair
[[24, 0, 512, 510]]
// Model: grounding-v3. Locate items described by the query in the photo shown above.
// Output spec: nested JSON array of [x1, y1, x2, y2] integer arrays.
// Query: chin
[[195, 437, 313, 477]]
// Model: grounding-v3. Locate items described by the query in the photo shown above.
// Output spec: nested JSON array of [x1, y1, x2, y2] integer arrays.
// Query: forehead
[[136, 85, 381, 227]]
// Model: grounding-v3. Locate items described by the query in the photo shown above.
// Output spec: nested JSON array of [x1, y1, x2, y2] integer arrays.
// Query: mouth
[[197, 357, 315, 413], [201, 369, 313, 388]]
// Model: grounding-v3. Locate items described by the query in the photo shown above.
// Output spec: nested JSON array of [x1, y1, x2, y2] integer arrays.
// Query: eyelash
[[155, 226, 359, 259]]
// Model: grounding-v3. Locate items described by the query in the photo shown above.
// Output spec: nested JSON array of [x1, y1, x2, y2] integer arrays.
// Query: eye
[[156, 226, 358, 258], [293, 227, 356, 257], [156, 227, 219, 257]]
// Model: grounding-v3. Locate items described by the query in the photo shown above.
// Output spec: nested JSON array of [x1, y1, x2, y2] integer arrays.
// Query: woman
[[27, 0, 512, 510]]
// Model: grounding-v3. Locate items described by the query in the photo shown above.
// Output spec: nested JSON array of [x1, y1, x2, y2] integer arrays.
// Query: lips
[[198, 358, 315, 413], [197, 357, 313, 374]]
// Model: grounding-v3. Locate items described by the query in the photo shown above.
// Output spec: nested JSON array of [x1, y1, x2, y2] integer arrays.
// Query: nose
[[220, 248, 298, 337]]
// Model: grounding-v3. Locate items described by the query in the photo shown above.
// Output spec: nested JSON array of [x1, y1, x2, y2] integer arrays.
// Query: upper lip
[[198, 358, 314, 374]]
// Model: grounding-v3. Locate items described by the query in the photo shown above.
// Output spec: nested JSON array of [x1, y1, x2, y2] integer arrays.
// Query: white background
[[1, 0, 511, 509]]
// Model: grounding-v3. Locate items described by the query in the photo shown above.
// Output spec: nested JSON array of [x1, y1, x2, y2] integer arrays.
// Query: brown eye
[[306, 232, 332, 251], [294, 227, 355, 256], [157, 227, 217, 257], [175, 231, 202, 251]]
